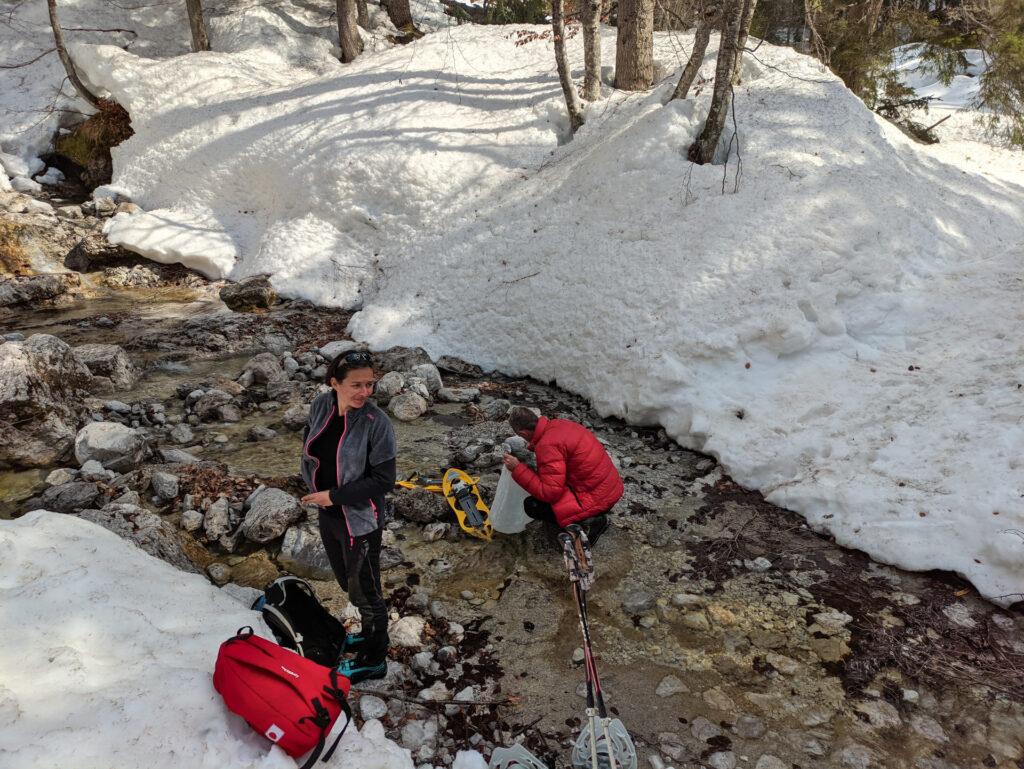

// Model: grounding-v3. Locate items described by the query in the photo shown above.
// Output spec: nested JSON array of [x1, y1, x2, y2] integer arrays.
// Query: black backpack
[[252, 576, 346, 667]]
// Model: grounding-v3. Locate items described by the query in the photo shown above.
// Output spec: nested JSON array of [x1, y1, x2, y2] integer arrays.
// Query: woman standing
[[300, 350, 397, 683]]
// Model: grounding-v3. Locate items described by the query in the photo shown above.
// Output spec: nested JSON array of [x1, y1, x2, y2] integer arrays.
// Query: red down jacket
[[511, 416, 624, 527]]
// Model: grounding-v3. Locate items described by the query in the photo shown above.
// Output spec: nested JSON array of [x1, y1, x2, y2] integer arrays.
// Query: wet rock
[[74, 422, 147, 471], [193, 390, 233, 421], [39, 481, 101, 513], [208, 563, 232, 585], [243, 352, 286, 385], [102, 264, 163, 288], [78, 503, 197, 573], [45, 468, 77, 486], [656, 674, 689, 698], [169, 424, 194, 444], [0, 334, 93, 468], [0, 274, 73, 307], [72, 343, 140, 390], [204, 496, 232, 541], [247, 425, 277, 442], [276, 524, 331, 577], [423, 522, 450, 541], [438, 387, 479, 403], [158, 447, 200, 464], [181, 509, 204, 532], [242, 488, 302, 543], [390, 392, 428, 422], [282, 404, 310, 431], [151, 471, 179, 501], [220, 275, 277, 311], [390, 615, 426, 647], [380, 547, 404, 570], [394, 488, 447, 523]]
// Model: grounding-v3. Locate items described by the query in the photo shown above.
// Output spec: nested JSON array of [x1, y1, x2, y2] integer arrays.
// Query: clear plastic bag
[[490, 467, 530, 534]]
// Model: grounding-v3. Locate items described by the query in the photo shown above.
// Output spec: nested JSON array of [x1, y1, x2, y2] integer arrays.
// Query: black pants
[[524, 497, 610, 543], [318, 511, 389, 663]]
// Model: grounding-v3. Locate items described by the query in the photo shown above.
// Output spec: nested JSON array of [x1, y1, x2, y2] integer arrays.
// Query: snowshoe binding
[[442, 468, 492, 541]]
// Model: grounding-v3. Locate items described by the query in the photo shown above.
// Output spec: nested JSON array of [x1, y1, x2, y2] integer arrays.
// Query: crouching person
[[502, 406, 623, 546], [300, 350, 397, 683]]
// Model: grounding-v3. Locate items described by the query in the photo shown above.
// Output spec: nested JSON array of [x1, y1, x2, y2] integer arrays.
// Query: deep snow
[[0, 510, 416, 769]]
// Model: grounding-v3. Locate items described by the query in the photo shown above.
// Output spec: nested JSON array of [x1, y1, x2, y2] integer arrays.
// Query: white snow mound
[[67, 27, 1024, 605], [0, 510, 414, 769]]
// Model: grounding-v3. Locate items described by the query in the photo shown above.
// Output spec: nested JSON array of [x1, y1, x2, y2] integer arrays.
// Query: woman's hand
[[300, 490, 333, 507], [502, 453, 520, 470]]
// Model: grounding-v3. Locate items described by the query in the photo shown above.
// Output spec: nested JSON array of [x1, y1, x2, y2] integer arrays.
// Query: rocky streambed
[[1, 185, 1022, 769]]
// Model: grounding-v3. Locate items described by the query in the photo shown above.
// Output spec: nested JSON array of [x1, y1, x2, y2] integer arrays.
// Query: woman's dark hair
[[509, 406, 539, 434], [325, 349, 374, 385]]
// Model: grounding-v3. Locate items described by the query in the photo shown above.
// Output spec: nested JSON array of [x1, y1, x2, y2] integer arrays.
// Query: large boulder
[[278, 522, 334, 580], [77, 503, 198, 573], [0, 334, 93, 469], [72, 343, 140, 390], [192, 389, 233, 421], [389, 392, 428, 422], [0, 274, 75, 308], [74, 421, 147, 471], [241, 488, 303, 543], [220, 274, 277, 311]]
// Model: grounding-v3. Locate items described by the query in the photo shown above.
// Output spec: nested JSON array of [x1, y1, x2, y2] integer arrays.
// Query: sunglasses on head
[[339, 350, 372, 365]]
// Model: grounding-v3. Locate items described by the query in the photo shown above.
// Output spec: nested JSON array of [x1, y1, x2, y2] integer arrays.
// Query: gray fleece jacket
[[300, 391, 397, 537]]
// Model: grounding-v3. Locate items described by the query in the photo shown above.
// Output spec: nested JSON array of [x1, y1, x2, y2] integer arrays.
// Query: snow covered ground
[[2, 6, 1023, 606], [0, 510, 415, 769]]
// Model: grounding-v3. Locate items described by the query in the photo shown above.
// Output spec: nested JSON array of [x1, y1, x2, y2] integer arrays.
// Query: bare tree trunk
[[670, 19, 710, 100], [382, 0, 415, 30], [552, 0, 585, 133], [185, 0, 210, 52], [47, 0, 101, 109], [614, 0, 654, 90], [337, 0, 362, 63], [688, 0, 744, 164], [357, 0, 370, 28], [581, 0, 602, 100], [732, 0, 758, 82]]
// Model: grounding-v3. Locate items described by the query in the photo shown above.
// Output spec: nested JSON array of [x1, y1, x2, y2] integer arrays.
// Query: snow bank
[[0, 510, 414, 769], [78, 26, 1024, 605]]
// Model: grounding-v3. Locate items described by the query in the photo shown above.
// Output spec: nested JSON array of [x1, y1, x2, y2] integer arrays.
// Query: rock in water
[[74, 422, 147, 471], [278, 523, 334, 580], [72, 343, 140, 390], [219, 275, 277, 311], [0, 334, 93, 469]]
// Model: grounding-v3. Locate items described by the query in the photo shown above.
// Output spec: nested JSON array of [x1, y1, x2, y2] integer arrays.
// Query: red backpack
[[213, 627, 353, 769]]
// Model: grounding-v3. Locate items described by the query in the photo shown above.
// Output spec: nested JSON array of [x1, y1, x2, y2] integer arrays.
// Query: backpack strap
[[320, 669, 354, 764], [260, 604, 305, 657], [297, 698, 332, 769]]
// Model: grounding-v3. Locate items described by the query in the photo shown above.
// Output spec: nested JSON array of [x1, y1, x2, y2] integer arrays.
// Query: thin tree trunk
[[47, 0, 101, 109], [614, 0, 654, 90], [382, 0, 415, 30], [581, 0, 602, 100], [357, 0, 370, 28], [552, 0, 585, 133], [732, 0, 758, 82], [670, 20, 710, 100], [185, 0, 210, 52], [337, 0, 362, 63], [688, 0, 744, 164]]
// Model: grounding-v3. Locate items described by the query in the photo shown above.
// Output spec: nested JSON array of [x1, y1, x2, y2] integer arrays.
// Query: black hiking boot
[[586, 514, 609, 546]]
